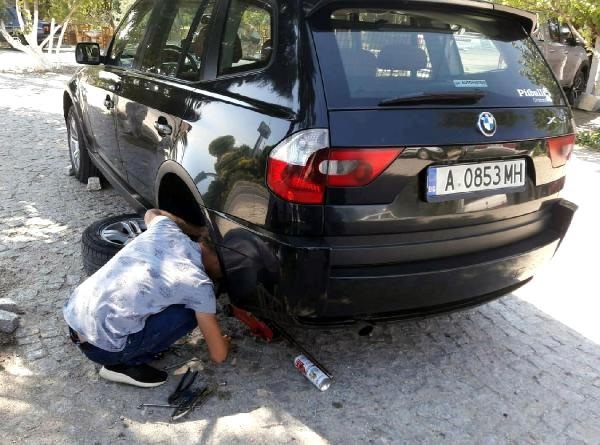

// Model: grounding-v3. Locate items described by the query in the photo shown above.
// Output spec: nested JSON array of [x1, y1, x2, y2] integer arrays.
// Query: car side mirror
[[559, 25, 577, 46], [76, 42, 102, 65]]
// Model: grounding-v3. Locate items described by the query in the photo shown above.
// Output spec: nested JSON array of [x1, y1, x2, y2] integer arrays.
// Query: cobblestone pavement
[[1, 72, 600, 445]]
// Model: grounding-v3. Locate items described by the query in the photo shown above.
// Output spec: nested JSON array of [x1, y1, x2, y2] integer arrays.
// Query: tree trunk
[[55, 18, 69, 55], [585, 36, 600, 96], [0, 20, 52, 69], [27, 0, 39, 47], [39, 23, 62, 50], [47, 18, 55, 54], [15, 1, 25, 33]]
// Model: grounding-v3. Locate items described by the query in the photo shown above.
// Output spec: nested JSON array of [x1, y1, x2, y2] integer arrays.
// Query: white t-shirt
[[63, 216, 215, 352]]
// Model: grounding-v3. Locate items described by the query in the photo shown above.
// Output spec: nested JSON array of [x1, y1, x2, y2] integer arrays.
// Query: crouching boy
[[63, 209, 229, 388]]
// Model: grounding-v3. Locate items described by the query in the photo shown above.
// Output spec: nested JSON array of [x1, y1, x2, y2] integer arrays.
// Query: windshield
[[310, 7, 565, 109]]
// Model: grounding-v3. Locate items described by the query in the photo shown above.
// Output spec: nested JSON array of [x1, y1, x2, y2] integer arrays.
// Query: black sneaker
[[99, 364, 167, 388]]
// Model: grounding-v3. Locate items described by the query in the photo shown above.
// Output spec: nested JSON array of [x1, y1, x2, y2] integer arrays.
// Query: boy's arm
[[196, 312, 230, 363], [144, 209, 206, 238]]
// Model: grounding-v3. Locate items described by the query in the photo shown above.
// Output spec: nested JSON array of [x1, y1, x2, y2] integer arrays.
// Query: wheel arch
[[63, 91, 73, 119], [155, 160, 218, 234]]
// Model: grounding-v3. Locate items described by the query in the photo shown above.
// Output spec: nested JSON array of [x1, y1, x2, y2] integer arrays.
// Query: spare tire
[[82, 214, 146, 276]]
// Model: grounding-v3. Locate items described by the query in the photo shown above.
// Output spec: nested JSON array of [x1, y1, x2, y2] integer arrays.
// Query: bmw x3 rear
[[231, 1, 577, 326], [66, 0, 577, 326]]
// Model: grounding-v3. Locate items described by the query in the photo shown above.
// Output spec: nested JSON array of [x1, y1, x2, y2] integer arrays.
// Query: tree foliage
[[1, 0, 136, 68], [46, 0, 128, 28], [495, 1, 598, 51], [496, 0, 600, 94]]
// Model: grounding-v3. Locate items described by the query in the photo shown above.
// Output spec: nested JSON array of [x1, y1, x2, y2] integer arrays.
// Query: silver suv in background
[[534, 19, 590, 105]]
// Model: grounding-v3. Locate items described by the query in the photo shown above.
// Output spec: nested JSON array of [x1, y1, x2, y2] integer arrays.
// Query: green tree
[[0, 0, 125, 68], [496, 0, 600, 95], [0, 0, 53, 68]]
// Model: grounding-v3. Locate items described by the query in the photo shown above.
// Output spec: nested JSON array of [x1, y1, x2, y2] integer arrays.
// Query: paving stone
[[86, 177, 102, 191], [0, 310, 19, 334], [24, 348, 47, 361], [0, 298, 19, 313]]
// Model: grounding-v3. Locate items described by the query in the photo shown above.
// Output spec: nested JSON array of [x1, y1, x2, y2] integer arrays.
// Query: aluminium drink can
[[294, 355, 332, 391]]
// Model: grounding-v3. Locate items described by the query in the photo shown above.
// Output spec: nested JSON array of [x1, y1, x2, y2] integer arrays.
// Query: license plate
[[426, 159, 526, 202]]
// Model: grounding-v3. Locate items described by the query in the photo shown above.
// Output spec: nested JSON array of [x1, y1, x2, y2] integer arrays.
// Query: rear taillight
[[547, 134, 575, 168], [267, 129, 329, 204], [267, 129, 403, 204], [43, 24, 50, 33], [321, 148, 402, 187]]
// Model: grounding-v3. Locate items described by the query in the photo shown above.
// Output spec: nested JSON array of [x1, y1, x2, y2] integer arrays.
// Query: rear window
[[310, 8, 565, 108]]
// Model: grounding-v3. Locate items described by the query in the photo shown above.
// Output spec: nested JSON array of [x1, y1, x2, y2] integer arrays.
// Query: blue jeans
[[73, 305, 197, 367]]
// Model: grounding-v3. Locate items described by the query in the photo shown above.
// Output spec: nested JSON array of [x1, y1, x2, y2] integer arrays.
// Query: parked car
[[534, 19, 590, 105], [65, 0, 577, 327], [1, 6, 50, 45]]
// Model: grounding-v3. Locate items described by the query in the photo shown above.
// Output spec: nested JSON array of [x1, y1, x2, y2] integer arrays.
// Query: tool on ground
[[137, 404, 177, 409], [170, 385, 216, 421], [168, 367, 198, 404], [164, 368, 217, 421], [227, 305, 275, 341], [136, 371, 217, 420], [163, 357, 200, 371]]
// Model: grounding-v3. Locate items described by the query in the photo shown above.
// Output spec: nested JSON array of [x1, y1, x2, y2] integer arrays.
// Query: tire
[[567, 69, 588, 106], [67, 106, 100, 184], [82, 214, 146, 276]]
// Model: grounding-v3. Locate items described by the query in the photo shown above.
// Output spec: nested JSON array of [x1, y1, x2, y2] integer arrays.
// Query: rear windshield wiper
[[378, 91, 487, 106]]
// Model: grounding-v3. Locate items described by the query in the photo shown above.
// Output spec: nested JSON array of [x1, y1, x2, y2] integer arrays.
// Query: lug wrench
[[137, 404, 177, 409], [163, 357, 200, 371]]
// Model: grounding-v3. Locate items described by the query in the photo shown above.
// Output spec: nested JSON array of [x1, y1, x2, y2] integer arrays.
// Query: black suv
[[65, 0, 577, 326]]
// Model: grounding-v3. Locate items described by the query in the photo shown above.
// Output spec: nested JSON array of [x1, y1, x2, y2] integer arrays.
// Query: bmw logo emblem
[[477, 112, 497, 137]]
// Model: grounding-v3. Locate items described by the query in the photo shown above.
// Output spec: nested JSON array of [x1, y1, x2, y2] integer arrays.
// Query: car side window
[[140, 0, 216, 80], [108, 0, 155, 69], [218, 0, 273, 76]]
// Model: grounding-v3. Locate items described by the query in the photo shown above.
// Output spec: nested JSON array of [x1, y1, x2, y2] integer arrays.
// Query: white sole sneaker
[[99, 366, 166, 388]]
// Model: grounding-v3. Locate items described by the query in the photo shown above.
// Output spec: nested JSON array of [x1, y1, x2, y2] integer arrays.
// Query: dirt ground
[[1, 71, 600, 444]]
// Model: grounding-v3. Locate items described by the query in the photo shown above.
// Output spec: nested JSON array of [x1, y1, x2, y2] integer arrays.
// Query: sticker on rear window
[[454, 80, 488, 88], [516, 87, 552, 102]]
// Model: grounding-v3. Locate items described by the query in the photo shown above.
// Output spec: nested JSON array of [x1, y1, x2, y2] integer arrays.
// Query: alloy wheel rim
[[100, 218, 146, 246], [69, 116, 81, 172]]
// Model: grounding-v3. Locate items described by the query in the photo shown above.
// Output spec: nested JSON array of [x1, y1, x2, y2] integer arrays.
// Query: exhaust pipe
[[357, 322, 375, 337]]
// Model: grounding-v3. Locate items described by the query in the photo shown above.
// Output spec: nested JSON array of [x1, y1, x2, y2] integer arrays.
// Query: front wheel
[[67, 106, 100, 183], [567, 69, 587, 106]]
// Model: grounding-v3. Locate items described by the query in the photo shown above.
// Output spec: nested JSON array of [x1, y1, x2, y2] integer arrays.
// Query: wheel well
[[63, 92, 73, 118], [157, 173, 205, 226]]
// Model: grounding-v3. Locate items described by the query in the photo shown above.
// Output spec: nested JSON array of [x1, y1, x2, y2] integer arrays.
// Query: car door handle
[[154, 121, 172, 136], [104, 95, 114, 110]]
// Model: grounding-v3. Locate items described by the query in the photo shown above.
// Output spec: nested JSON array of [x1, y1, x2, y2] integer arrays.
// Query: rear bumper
[[215, 199, 576, 326]]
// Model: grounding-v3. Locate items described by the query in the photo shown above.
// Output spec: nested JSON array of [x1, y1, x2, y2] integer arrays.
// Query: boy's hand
[[196, 312, 229, 363]]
